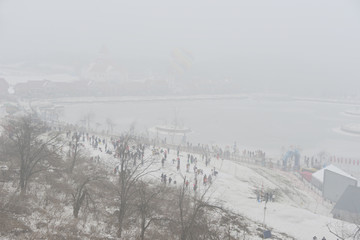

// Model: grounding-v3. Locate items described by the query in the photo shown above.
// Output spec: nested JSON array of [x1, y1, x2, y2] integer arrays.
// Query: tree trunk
[[69, 138, 79, 173], [69, 153, 76, 173], [73, 205, 80, 218], [117, 204, 126, 238], [140, 228, 145, 240], [73, 190, 86, 218], [140, 215, 146, 240], [180, 231, 187, 240], [19, 157, 26, 194], [19, 172, 26, 194]]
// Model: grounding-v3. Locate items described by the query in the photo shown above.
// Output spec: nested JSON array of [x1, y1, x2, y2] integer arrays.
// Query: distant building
[[14, 80, 90, 98], [81, 47, 128, 83], [14, 80, 50, 98], [332, 185, 360, 224]]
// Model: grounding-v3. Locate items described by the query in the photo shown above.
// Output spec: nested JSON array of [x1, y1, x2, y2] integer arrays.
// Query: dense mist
[[1, 0, 360, 96], [1, 2, 360, 240]]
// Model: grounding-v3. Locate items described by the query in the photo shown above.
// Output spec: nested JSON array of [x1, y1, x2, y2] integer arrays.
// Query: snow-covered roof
[[312, 164, 356, 183]]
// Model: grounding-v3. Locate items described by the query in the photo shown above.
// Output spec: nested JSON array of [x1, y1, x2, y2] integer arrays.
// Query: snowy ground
[[81, 136, 355, 240]]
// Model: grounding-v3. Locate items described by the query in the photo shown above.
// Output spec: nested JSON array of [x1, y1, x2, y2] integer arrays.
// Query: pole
[[263, 201, 267, 227]]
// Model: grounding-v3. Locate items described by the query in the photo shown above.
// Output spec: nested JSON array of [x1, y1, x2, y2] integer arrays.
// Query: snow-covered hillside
[[83, 137, 354, 240]]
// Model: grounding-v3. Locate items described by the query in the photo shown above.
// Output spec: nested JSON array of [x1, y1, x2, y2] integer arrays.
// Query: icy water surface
[[60, 98, 360, 157]]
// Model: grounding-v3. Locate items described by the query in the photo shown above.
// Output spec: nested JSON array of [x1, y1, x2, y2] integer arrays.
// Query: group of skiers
[[156, 146, 219, 192], [66, 130, 150, 175], [256, 191, 275, 203], [160, 173, 176, 185], [181, 142, 232, 160], [303, 155, 323, 169]]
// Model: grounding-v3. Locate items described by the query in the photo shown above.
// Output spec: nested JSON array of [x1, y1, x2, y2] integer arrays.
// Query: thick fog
[[2, 2, 360, 239], [1, 0, 360, 95], [1, 0, 360, 156]]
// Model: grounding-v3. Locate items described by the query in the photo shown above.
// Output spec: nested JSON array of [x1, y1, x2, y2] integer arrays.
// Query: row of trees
[[0, 113, 247, 239]]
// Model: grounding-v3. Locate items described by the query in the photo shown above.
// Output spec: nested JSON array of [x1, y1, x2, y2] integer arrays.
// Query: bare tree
[[115, 134, 159, 238], [327, 222, 360, 240], [175, 177, 223, 240], [95, 122, 101, 131], [106, 118, 116, 134], [69, 149, 109, 219], [1, 114, 62, 194], [81, 112, 95, 131], [135, 182, 168, 240], [129, 121, 136, 135], [68, 133, 82, 173], [72, 176, 96, 218], [0, 135, 12, 163]]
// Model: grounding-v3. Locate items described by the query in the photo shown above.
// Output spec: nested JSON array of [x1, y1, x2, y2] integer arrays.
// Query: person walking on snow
[[208, 175, 212, 184], [185, 180, 189, 188], [193, 182, 197, 191]]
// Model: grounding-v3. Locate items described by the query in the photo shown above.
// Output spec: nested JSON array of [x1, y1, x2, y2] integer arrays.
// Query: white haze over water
[[61, 98, 360, 158]]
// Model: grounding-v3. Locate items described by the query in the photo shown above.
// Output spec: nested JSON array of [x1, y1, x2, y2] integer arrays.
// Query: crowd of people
[[158, 149, 218, 192], [65, 130, 147, 173], [256, 190, 275, 203], [62, 127, 337, 240]]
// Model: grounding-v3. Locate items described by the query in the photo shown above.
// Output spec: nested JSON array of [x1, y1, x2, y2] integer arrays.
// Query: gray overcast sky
[[1, 0, 360, 94]]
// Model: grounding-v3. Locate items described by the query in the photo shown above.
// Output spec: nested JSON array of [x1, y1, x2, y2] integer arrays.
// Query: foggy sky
[[1, 0, 360, 95]]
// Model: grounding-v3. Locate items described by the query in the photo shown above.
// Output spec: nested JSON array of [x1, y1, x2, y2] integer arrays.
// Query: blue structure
[[263, 230, 272, 239], [282, 149, 300, 170]]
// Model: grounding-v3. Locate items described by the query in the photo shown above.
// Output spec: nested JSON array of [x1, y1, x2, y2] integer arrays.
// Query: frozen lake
[[60, 97, 360, 158]]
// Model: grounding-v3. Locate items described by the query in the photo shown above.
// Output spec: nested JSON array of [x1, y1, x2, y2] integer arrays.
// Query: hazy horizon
[[1, 0, 360, 96]]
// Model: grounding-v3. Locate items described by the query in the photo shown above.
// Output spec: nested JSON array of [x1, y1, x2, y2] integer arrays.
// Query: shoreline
[[26, 94, 360, 107], [48, 94, 248, 104], [293, 97, 360, 106]]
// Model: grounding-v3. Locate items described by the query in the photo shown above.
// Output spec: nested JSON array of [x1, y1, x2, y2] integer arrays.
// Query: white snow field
[[83, 137, 355, 240]]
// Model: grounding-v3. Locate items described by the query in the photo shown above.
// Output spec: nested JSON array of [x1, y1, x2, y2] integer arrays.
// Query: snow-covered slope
[[84, 139, 353, 240]]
